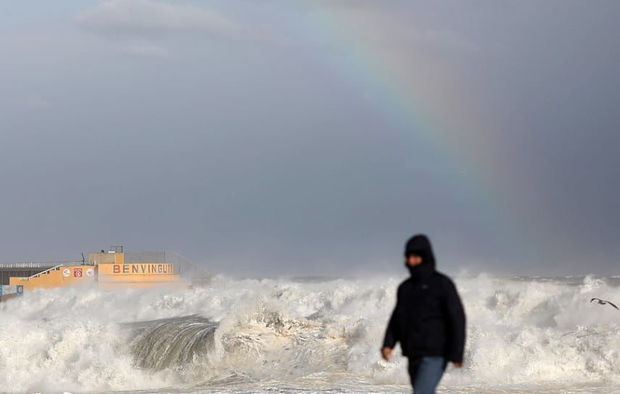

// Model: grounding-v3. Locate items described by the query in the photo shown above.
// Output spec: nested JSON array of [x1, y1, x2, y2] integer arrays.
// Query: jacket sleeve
[[444, 278, 466, 363], [382, 287, 400, 349]]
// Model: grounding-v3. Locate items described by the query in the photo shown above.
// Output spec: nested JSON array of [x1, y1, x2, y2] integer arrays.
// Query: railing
[[23, 264, 66, 280], [0, 261, 84, 269], [0, 262, 57, 269], [19, 260, 96, 280]]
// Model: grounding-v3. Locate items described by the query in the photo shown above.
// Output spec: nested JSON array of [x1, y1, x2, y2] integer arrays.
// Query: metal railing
[[0, 262, 64, 269], [23, 264, 66, 280], [16, 262, 83, 280]]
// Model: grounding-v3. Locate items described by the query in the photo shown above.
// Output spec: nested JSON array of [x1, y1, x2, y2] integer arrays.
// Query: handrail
[[15, 262, 93, 281], [0, 261, 78, 269], [23, 264, 66, 280]]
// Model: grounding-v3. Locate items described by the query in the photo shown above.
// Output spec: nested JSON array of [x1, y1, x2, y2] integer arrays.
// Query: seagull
[[590, 298, 619, 310]]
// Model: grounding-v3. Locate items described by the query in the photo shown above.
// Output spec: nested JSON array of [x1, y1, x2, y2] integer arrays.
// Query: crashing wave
[[0, 274, 619, 392]]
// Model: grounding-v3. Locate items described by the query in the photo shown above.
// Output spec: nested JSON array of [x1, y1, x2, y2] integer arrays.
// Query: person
[[381, 234, 466, 394]]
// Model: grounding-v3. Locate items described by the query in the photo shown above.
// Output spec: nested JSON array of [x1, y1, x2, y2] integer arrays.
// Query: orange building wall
[[10, 265, 96, 291], [97, 262, 181, 288], [10, 253, 184, 291]]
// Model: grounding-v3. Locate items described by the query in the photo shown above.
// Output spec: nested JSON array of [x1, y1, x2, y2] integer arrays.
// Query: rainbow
[[286, 3, 526, 254]]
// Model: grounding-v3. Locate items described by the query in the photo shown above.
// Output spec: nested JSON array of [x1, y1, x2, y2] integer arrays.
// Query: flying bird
[[590, 298, 619, 310]]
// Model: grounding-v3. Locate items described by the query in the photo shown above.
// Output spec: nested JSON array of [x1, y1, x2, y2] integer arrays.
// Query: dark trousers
[[407, 356, 446, 394]]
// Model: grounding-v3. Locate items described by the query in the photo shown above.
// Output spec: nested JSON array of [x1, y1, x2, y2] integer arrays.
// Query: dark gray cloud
[[0, 0, 618, 277]]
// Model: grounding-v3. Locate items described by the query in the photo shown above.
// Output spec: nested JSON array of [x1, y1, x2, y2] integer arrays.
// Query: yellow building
[[9, 248, 183, 291]]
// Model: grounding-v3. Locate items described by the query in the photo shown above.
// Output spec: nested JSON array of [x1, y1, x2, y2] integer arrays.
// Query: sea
[[1, 274, 619, 393]]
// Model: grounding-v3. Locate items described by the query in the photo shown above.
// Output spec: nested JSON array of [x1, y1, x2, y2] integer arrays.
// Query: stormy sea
[[1, 274, 619, 393]]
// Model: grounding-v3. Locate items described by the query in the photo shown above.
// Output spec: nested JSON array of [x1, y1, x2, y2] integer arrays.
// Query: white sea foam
[[0, 274, 619, 393]]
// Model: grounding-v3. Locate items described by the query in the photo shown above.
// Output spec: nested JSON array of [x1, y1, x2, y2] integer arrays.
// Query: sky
[[0, 0, 618, 277]]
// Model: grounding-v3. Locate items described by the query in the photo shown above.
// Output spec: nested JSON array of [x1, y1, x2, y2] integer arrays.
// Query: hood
[[404, 234, 436, 277]]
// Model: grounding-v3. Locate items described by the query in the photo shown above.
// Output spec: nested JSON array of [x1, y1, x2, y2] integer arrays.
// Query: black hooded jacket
[[383, 234, 466, 362]]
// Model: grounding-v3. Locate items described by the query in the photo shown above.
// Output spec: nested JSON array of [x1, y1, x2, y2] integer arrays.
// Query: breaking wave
[[127, 315, 217, 370], [0, 274, 619, 392]]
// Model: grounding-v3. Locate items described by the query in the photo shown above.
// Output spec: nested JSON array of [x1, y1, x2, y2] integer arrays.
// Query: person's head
[[405, 253, 424, 267], [403, 234, 436, 275]]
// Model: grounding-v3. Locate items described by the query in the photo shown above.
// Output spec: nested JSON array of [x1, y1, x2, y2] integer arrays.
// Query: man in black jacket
[[381, 234, 466, 394]]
